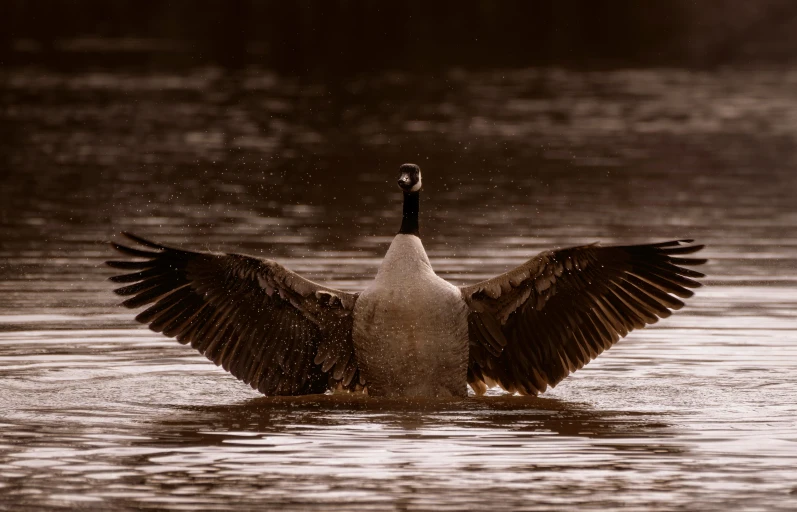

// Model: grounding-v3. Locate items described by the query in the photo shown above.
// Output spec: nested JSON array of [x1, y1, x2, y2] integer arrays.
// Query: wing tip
[[121, 231, 167, 250], [652, 239, 694, 247], [106, 233, 173, 272], [109, 241, 159, 260], [105, 259, 152, 270], [120, 296, 143, 309], [650, 240, 708, 276]]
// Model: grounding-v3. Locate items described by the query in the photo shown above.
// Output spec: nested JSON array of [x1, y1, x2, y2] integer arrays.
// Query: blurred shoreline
[[3, 1, 797, 74]]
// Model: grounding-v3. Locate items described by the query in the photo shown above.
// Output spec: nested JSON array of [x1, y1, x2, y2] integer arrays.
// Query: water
[[2, 66, 797, 510]]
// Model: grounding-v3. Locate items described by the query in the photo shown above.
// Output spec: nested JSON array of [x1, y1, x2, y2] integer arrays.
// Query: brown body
[[353, 235, 469, 397]]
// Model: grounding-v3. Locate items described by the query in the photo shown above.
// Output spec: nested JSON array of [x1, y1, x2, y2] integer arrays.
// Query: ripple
[[2, 66, 797, 511]]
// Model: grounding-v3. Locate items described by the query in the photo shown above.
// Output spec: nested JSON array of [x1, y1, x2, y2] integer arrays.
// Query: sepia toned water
[[2, 66, 797, 510]]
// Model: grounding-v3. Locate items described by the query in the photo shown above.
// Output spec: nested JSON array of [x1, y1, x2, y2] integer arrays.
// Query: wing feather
[[461, 240, 706, 395], [106, 232, 361, 396]]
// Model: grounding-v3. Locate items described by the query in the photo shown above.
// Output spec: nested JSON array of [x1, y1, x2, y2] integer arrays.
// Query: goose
[[107, 163, 706, 398]]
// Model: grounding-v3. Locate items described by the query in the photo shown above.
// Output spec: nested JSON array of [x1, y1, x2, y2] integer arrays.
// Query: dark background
[[3, 0, 797, 73]]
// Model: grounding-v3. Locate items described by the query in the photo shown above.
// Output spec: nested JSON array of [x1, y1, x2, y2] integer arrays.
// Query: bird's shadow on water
[[148, 393, 684, 454]]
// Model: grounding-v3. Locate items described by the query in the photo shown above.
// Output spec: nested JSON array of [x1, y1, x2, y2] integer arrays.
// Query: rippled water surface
[[2, 66, 797, 510]]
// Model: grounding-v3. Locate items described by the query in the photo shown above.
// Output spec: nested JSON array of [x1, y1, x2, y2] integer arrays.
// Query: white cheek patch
[[410, 175, 422, 192]]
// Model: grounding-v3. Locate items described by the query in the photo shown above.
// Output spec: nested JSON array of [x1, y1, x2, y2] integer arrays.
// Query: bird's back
[[352, 235, 470, 397]]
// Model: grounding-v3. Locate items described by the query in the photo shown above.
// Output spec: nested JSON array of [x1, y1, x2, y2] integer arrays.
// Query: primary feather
[[108, 232, 360, 395], [460, 240, 706, 395]]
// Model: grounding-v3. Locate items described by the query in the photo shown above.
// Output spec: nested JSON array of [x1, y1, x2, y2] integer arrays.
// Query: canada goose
[[107, 163, 706, 397]]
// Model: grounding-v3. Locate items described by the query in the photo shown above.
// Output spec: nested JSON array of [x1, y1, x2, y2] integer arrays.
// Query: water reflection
[[170, 394, 675, 441], [0, 393, 684, 511]]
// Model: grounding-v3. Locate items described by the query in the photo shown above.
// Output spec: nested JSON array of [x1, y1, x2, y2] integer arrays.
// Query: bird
[[106, 163, 706, 398]]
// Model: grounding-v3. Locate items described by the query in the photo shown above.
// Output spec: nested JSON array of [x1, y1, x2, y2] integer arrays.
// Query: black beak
[[398, 175, 412, 189]]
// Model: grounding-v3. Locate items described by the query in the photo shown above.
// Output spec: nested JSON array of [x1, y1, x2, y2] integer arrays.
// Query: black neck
[[399, 191, 420, 235]]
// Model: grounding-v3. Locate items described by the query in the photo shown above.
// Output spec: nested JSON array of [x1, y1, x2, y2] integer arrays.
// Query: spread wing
[[106, 232, 361, 396], [460, 240, 706, 395]]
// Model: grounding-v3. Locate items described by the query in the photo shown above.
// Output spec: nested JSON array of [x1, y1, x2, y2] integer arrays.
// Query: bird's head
[[397, 163, 422, 192]]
